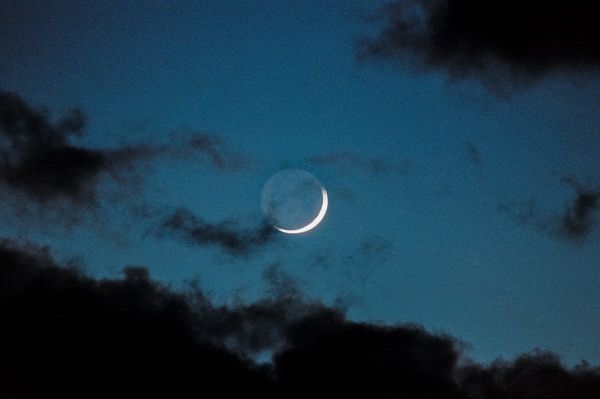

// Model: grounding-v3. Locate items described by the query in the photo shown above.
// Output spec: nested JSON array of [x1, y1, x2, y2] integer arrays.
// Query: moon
[[261, 169, 328, 234], [274, 187, 328, 234]]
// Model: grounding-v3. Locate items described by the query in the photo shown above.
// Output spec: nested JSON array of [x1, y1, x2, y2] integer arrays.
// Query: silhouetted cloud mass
[[0, 239, 273, 397], [458, 352, 600, 399], [158, 207, 276, 255], [359, 0, 600, 93], [0, 91, 107, 204], [1, 239, 599, 398]]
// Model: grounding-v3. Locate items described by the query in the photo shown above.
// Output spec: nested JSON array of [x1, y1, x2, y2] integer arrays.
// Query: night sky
[[1, 1, 600, 397]]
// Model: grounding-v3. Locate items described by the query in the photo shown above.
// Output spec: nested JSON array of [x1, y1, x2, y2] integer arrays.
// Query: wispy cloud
[[157, 207, 277, 255], [309, 151, 413, 175], [0, 91, 251, 232], [500, 177, 600, 242]]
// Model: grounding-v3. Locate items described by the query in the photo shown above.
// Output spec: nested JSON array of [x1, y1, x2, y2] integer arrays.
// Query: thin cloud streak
[[157, 207, 277, 255]]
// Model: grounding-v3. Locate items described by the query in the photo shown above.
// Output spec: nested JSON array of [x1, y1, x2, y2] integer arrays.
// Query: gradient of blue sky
[[1, 0, 599, 366]]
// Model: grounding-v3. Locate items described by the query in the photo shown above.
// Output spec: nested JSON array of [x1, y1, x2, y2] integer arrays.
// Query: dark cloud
[[2, 239, 599, 398], [272, 311, 464, 398], [459, 352, 600, 399], [0, 239, 273, 397], [0, 91, 107, 204], [0, 91, 248, 210], [500, 177, 600, 242], [309, 151, 413, 175], [157, 207, 277, 255], [557, 177, 600, 240], [359, 0, 600, 93]]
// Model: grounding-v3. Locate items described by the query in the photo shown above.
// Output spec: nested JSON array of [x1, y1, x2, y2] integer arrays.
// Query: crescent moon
[[274, 187, 328, 234]]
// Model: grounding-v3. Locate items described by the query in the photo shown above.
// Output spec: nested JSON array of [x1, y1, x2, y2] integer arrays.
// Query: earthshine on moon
[[274, 187, 328, 234], [261, 169, 328, 234]]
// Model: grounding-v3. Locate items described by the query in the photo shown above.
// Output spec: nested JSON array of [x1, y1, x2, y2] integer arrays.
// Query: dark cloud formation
[[500, 177, 600, 242], [459, 353, 600, 399], [0, 239, 273, 397], [0, 91, 248, 208], [2, 239, 600, 398], [158, 207, 277, 255], [359, 0, 600, 93], [309, 151, 413, 175], [557, 177, 600, 240], [0, 91, 108, 204]]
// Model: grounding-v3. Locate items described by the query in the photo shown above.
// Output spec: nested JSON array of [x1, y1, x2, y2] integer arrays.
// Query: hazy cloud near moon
[[1, 238, 599, 397], [157, 207, 277, 255], [359, 0, 600, 94]]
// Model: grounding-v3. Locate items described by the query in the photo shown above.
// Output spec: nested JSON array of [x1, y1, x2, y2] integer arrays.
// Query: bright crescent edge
[[274, 187, 328, 234]]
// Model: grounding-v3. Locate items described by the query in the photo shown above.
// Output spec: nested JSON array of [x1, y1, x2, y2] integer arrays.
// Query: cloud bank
[[1, 239, 599, 398]]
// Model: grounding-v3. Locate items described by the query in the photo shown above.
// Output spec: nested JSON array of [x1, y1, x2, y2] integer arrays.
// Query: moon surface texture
[[261, 169, 327, 234]]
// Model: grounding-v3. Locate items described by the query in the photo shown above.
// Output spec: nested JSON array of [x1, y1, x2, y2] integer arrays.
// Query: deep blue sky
[[1, 0, 599, 366]]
